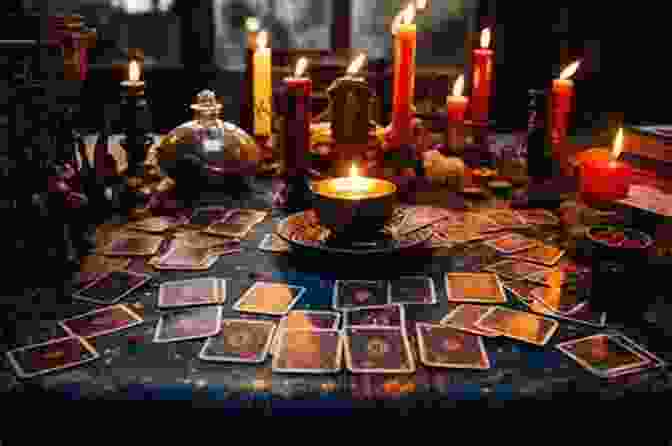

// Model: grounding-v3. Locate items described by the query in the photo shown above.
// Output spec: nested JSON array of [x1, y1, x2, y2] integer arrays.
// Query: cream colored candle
[[253, 31, 272, 136]]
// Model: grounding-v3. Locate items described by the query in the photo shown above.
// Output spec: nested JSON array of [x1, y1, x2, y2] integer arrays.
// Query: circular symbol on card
[[442, 338, 463, 352], [227, 330, 253, 350], [591, 340, 609, 360], [366, 338, 390, 358], [354, 288, 371, 304]]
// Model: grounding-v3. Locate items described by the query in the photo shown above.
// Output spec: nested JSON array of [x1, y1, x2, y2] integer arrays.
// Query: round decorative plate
[[275, 210, 432, 255]]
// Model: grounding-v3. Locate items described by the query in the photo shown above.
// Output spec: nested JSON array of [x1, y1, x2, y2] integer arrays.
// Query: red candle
[[283, 58, 312, 177], [580, 129, 633, 202], [471, 28, 494, 123], [391, 3, 417, 147], [446, 75, 469, 122], [551, 60, 581, 145], [446, 74, 469, 151]]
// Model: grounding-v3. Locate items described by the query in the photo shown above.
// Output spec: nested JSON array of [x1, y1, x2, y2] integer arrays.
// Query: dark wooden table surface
[[2, 171, 672, 407]]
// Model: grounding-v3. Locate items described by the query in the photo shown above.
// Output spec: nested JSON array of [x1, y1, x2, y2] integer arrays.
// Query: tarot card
[[440, 304, 499, 337], [189, 206, 234, 226], [78, 255, 131, 275], [100, 234, 164, 256], [126, 216, 183, 233], [451, 212, 502, 233], [150, 254, 220, 271], [504, 283, 607, 328], [383, 206, 411, 234], [344, 327, 415, 374], [555, 334, 651, 377], [516, 209, 560, 226], [152, 244, 214, 268], [483, 233, 539, 254], [233, 282, 306, 316], [153, 306, 223, 343], [510, 244, 566, 266], [205, 209, 267, 238], [530, 286, 587, 316], [474, 306, 559, 346], [397, 206, 457, 235], [333, 280, 388, 309], [388, 276, 437, 305], [258, 233, 291, 253], [5, 336, 99, 379], [172, 231, 241, 250], [607, 335, 668, 377], [432, 224, 491, 246], [271, 310, 341, 355], [73, 270, 151, 305], [199, 319, 276, 363], [59, 304, 143, 338], [272, 329, 343, 373], [483, 260, 552, 280], [445, 273, 507, 304], [343, 304, 405, 328], [416, 323, 490, 369], [158, 278, 225, 308], [483, 210, 529, 229]]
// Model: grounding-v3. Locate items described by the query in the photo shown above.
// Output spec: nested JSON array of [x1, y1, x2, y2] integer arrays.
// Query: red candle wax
[[447, 95, 469, 122], [551, 78, 574, 144], [471, 48, 494, 123], [580, 158, 633, 202], [391, 22, 417, 147], [283, 76, 312, 176]]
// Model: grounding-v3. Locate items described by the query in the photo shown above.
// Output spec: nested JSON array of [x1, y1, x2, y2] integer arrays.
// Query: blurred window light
[[158, 0, 175, 12], [113, 0, 153, 14]]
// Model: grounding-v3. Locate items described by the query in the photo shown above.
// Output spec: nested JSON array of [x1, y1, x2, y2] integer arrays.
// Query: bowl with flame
[[310, 165, 397, 237]]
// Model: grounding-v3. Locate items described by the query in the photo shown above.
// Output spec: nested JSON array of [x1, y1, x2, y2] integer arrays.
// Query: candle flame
[[245, 17, 260, 32], [129, 60, 140, 82], [452, 74, 465, 97], [392, 3, 416, 33], [559, 60, 581, 80], [416, 0, 428, 11], [611, 128, 624, 160], [295, 57, 309, 77], [349, 164, 360, 178], [347, 53, 366, 75], [257, 31, 268, 50], [480, 27, 491, 49], [402, 3, 416, 25]]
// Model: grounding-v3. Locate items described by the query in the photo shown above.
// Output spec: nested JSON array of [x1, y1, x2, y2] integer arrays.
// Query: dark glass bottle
[[525, 88, 557, 180]]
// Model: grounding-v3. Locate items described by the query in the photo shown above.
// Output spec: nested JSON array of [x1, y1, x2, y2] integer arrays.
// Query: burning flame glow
[[559, 60, 581, 80], [350, 164, 360, 178], [416, 0, 428, 11], [245, 17, 260, 32], [129, 60, 140, 82], [392, 3, 416, 33], [295, 57, 309, 77], [257, 31, 268, 50], [480, 27, 491, 49], [611, 128, 624, 160], [347, 53, 366, 75], [452, 74, 465, 97]]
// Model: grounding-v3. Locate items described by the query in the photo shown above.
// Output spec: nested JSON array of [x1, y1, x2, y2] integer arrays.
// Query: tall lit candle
[[391, 3, 417, 147], [580, 128, 633, 202], [471, 27, 494, 123], [253, 30, 272, 137], [241, 17, 260, 133], [552, 60, 581, 145], [283, 57, 312, 177], [446, 74, 469, 152], [328, 54, 371, 176], [121, 60, 145, 96]]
